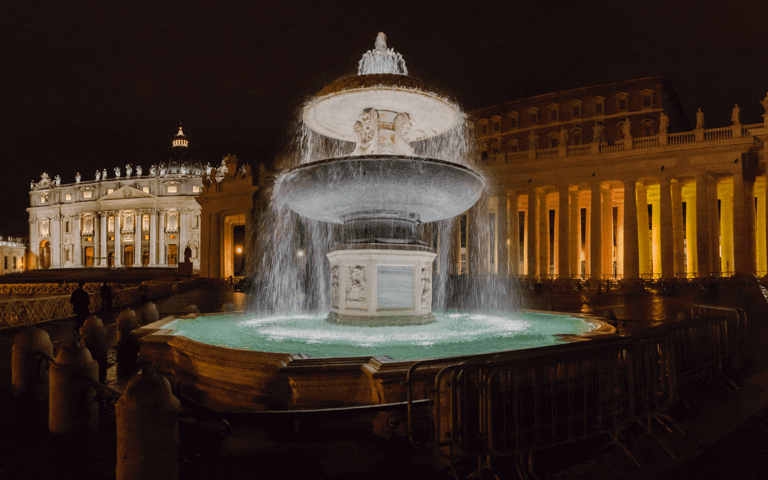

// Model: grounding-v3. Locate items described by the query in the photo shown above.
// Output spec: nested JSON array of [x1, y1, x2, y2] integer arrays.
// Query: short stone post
[[117, 308, 140, 377], [12, 327, 54, 400], [49, 342, 99, 434], [142, 302, 160, 326], [80, 316, 109, 382], [116, 370, 180, 480]]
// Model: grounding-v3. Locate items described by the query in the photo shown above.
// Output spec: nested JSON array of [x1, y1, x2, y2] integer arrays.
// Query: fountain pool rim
[[135, 310, 615, 411]]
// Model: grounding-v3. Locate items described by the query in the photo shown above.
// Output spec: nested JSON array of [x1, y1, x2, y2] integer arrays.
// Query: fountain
[[136, 34, 613, 411]]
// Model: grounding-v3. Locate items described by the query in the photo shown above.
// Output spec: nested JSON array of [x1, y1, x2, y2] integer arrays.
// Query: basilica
[[26, 126, 205, 270]]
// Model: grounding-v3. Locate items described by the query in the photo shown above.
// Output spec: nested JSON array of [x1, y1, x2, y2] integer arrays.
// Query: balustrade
[[668, 132, 695, 145], [704, 127, 732, 141], [535, 147, 558, 160], [566, 144, 591, 156]]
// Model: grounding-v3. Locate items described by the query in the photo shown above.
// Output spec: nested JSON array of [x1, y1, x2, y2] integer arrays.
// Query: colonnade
[[476, 173, 768, 279]]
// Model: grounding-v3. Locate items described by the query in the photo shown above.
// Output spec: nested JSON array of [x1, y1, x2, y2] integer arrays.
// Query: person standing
[[69, 281, 91, 333], [100, 282, 113, 313]]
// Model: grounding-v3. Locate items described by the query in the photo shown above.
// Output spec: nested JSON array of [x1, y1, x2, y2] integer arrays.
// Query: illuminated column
[[623, 179, 639, 279], [672, 182, 685, 276], [733, 175, 756, 274], [509, 192, 519, 276], [760, 179, 768, 274], [651, 191, 661, 277], [51, 215, 62, 268], [720, 182, 734, 274], [527, 190, 537, 277], [133, 210, 142, 267], [178, 209, 188, 266], [558, 186, 570, 279], [100, 212, 107, 267], [708, 180, 721, 274], [538, 190, 549, 277], [114, 213, 122, 267], [149, 209, 158, 267], [590, 183, 602, 280], [497, 194, 509, 276], [695, 173, 711, 277], [157, 210, 167, 267], [659, 178, 674, 278], [93, 212, 100, 267], [636, 184, 650, 276], [73, 215, 82, 266], [684, 188, 696, 276], [601, 187, 613, 279], [617, 203, 624, 275], [569, 191, 580, 277]]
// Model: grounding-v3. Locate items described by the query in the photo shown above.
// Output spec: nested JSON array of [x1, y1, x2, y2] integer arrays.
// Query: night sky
[[1, 0, 766, 236]]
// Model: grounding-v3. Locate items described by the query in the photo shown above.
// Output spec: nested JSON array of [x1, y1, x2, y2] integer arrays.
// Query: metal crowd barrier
[[407, 306, 745, 476]]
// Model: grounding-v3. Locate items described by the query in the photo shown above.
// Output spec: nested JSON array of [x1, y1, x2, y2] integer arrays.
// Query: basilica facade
[[27, 126, 205, 270], [469, 77, 768, 280]]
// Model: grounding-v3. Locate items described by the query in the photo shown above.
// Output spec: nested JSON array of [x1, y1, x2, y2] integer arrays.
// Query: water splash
[[358, 32, 408, 76]]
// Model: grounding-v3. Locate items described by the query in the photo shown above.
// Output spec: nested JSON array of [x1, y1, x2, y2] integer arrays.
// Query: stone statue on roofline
[[75, 172, 81, 183], [136, 165, 142, 177], [125, 164, 132, 179], [102, 168, 107, 179], [592, 123, 606, 144], [659, 113, 669, 135], [696, 108, 705, 129], [558, 127, 569, 147], [95, 170, 101, 181], [54, 175, 61, 186], [731, 104, 741, 126], [761, 92, 768, 114], [114, 167, 121, 178], [149, 164, 157, 176], [527, 131, 538, 150], [621, 119, 631, 141]]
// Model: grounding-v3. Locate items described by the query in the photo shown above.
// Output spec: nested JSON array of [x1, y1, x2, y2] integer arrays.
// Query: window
[[479, 120, 488, 135], [65, 220, 70, 233], [194, 215, 200, 228], [192, 185, 200, 193], [108, 217, 115, 233], [12, 257, 16, 270], [107, 189, 114, 194], [570, 100, 582, 118], [491, 116, 501, 132], [593, 97, 605, 115], [507, 139, 519, 153], [4, 257, 7, 270], [507, 112, 518, 128], [83, 190, 92, 199], [167, 185, 178, 193], [640, 89, 654, 109], [40, 219, 50, 237], [142, 215, 149, 230], [549, 104, 559, 122], [84, 218, 93, 233], [549, 132, 559, 148], [65, 193, 72, 201], [40, 194, 48, 203], [616, 93, 629, 111], [167, 212, 178, 231], [142, 187, 150, 193], [125, 215, 134, 231], [528, 108, 539, 125]]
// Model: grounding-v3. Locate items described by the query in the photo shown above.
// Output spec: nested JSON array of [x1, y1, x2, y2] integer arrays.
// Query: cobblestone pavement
[[0, 287, 767, 479]]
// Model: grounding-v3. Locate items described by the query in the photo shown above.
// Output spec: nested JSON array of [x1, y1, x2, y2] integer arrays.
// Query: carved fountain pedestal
[[327, 245, 436, 326]]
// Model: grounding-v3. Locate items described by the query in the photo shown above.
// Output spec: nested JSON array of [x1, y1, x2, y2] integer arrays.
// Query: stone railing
[[633, 136, 659, 149], [567, 144, 591, 157], [536, 148, 559, 160], [0, 281, 181, 330], [704, 126, 733, 141], [667, 131, 696, 145], [505, 151, 528, 164], [743, 123, 764, 136], [600, 142, 625, 153]]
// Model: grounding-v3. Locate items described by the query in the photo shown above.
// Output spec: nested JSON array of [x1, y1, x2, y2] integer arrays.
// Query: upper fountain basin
[[279, 156, 485, 225], [303, 75, 460, 143]]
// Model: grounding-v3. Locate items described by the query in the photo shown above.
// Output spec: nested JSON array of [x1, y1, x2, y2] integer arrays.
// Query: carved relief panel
[[420, 266, 431, 309], [331, 265, 340, 309], [346, 265, 367, 308]]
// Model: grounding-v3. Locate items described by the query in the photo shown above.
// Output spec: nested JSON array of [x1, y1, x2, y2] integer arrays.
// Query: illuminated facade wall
[[0, 237, 28, 274], [471, 80, 768, 279]]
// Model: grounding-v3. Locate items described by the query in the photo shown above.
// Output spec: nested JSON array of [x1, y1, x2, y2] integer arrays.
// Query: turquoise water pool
[[166, 311, 594, 360]]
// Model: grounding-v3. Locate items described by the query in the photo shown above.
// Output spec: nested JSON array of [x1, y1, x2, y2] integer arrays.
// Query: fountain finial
[[375, 32, 387, 51], [358, 32, 408, 76]]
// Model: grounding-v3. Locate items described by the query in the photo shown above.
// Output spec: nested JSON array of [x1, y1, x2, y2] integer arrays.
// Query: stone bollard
[[182, 304, 199, 314], [49, 342, 99, 434], [12, 327, 54, 400], [80, 316, 109, 383], [117, 308, 140, 377], [142, 302, 160, 326], [117, 370, 180, 480]]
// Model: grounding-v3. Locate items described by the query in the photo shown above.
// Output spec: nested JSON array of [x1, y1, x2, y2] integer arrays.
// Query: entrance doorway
[[168, 244, 178, 266], [84, 247, 94, 267], [39, 240, 51, 269], [124, 245, 134, 266]]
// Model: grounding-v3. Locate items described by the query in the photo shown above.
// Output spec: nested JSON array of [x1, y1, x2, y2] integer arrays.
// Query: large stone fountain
[[280, 32, 485, 326]]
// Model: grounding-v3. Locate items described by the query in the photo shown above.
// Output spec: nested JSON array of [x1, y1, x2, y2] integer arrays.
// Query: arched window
[[167, 212, 178, 231], [108, 217, 115, 233], [125, 214, 134, 231], [142, 215, 150, 231], [84, 218, 93, 234], [40, 219, 50, 237]]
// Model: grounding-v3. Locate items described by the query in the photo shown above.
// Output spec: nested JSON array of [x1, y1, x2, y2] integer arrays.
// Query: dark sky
[[1, 0, 767, 236]]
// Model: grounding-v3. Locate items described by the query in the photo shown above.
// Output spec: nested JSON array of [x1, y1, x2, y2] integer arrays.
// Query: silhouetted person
[[184, 245, 192, 263], [69, 281, 90, 333], [100, 282, 113, 313]]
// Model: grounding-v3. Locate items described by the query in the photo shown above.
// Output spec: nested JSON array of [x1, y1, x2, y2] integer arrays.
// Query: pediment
[[100, 186, 156, 201]]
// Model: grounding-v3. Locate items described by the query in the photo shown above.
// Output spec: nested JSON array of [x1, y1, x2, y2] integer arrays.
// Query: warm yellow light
[[236, 246, 243, 254], [297, 250, 305, 257]]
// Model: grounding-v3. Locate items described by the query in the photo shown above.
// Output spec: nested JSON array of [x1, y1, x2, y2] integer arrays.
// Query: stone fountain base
[[327, 244, 436, 326]]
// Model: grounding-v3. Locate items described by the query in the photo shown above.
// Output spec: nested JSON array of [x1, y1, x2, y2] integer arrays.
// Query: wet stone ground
[[0, 285, 767, 479]]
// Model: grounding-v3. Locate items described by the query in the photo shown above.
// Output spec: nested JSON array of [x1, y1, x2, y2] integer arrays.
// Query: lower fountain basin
[[279, 156, 485, 225], [136, 311, 614, 411]]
